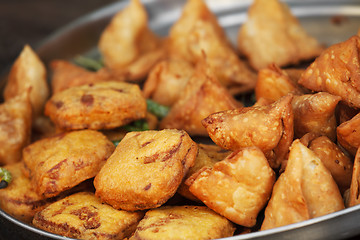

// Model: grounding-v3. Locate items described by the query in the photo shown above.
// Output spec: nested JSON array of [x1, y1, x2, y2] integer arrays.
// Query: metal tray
[[1, 0, 360, 239]]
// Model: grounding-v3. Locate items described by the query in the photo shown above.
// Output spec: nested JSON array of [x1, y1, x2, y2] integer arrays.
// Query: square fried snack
[[292, 92, 341, 141], [94, 129, 197, 211], [255, 64, 305, 103], [202, 94, 294, 169], [0, 91, 32, 165], [177, 143, 230, 201], [0, 163, 55, 223], [129, 205, 235, 240], [22, 130, 115, 198], [45, 81, 147, 130], [33, 192, 144, 240], [261, 140, 344, 230], [98, 0, 164, 81], [50, 60, 125, 94], [4, 45, 49, 119], [337, 111, 360, 156], [159, 60, 241, 136], [187, 147, 275, 227], [168, 0, 256, 94], [299, 35, 360, 108], [142, 59, 195, 107], [237, 0, 323, 70]]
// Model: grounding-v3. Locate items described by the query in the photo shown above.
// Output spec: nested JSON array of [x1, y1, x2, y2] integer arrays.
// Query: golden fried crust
[[299, 35, 360, 108], [129, 205, 235, 240], [33, 192, 144, 240], [202, 94, 294, 169], [50, 60, 125, 94], [4, 45, 49, 119], [261, 140, 344, 230], [45, 81, 147, 130], [0, 163, 54, 223], [0, 91, 32, 165], [336, 101, 359, 125], [94, 129, 197, 211], [187, 147, 275, 227], [292, 92, 341, 141], [337, 112, 360, 156], [143, 59, 195, 107], [308, 136, 353, 194], [159, 60, 241, 136], [238, 0, 323, 70], [349, 148, 360, 207], [22, 130, 115, 198]]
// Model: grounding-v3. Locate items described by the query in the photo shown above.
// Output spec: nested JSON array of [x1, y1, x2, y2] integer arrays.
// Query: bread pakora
[[238, 0, 323, 70], [0, 91, 32, 165], [22, 130, 115, 198], [261, 140, 344, 230], [4, 45, 49, 119], [129, 205, 235, 240], [94, 129, 197, 211], [45, 81, 147, 130], [187, 147, 275, 227], [33, 192, 144, 240], [202, 94, 294, 169]]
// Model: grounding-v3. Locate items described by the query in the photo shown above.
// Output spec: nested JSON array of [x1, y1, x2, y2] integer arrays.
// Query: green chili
[[0, 167, 12, 189], [122, 119, 149, 132], [146, 99, 170, 119], [73, 55, 104, 71]]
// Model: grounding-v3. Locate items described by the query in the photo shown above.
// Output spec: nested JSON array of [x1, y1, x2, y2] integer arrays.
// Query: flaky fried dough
[[337, 111, 360, 156], [4, 45, 49, 119], [202, 94, 294, 169], [45, 81, 147, 130], [22, 130, 115, 198], [187, 147, 275, 227], [349, 148, 360, 207], [299, 35, 360, 108], [33, 192, 143, 240], [0, 91, 32, 165], [159, 60, 241, 136], [94, 129, 197, 211], [238, 0, 323, 70], [292, 92, 341, 141], [261, 140, 344, 230], [129, 205, 235, 240]]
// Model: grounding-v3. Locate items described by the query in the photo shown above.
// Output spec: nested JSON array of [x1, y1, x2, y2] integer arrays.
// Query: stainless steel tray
[[1, 0, 360, 239]]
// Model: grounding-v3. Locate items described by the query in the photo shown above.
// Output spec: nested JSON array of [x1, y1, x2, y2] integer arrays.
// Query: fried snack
[[337, 111, 360, 156], [98, 0, 164, 81], [237, 0, 323, 70], [0, 163, 54, 222], [159, 60, 241, 136], [143, 59, 195, 107], [292, 92, 341, 141], [129, 205, 235, 240], [94, 129, 197, 211], [261, 140, 344, 230], [4, 45, 49, 119], [255, 64, 304, 102], [45, 81, 147, 130], [349, 148, 360, 207], [168, 0, 256, 94], [50, 60, 125, 94], [177, 144, 230, 201], [336, 101, 359, 125], [187, 147, 275, 227], [307, 136, 353, 194], [299, 35, 360, 108], [202, 94, 294, 169], [33, 192, 143, 240], [0, 91, 32, 165], [22, 130, 115, 198]]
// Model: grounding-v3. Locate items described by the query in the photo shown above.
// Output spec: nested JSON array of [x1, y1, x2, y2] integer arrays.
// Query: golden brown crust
[[22, 130, 115, 198], [45, 81, 147, 130], [33, 192, 144, 240], [349, 148, 360, 207], [337, 111, 360, 156], [129, 205, 235, 240], [94, 129, 197, 211]]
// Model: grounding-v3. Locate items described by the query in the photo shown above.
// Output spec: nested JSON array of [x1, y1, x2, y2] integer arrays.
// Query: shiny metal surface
[[2, 0, 360, 239]]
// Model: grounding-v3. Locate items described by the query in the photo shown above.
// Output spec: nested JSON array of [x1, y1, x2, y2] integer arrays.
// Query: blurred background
[[0, 0, 117, 76]]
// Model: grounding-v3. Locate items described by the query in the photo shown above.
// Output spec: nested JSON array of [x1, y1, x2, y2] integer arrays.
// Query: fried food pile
[[1, 0, 360, 239]]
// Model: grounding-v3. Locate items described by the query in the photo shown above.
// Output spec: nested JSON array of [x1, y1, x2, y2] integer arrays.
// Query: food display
[[1, 0, 360, 239]]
